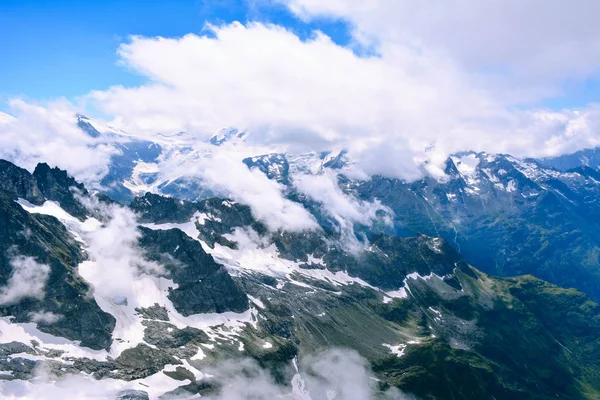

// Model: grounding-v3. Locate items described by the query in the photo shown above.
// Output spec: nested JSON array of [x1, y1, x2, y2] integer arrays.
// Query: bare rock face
[[116, 389, 149, 400], [138, 227, 249, 315], [0, 160, 45, 204], [0, 162, 116, 351]]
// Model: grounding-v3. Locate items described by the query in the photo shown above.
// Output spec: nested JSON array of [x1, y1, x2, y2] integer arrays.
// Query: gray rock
[[0, 341, 36, 357], [0, 357, 37, 380], [116, 389, 150, 400], [135, 304, 169, 321], [115, 344, 180, 380]]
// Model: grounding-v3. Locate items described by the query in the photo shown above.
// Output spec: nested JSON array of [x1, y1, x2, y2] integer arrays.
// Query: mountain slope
[[349, 152, 600, 302], [1, 159, 600, 399], [230, 148, 600, 303]]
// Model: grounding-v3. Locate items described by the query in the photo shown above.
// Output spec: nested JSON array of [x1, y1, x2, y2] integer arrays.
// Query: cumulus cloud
[[0, 364, 140, 400], [199, 151, 318, 231], [81, 21, 600, 182], [300, 348, 378, 399], [299, 349, 417, 400], [203, 348, 415, 400], [293, 170, 392, 248], [88, 23, 498, 154], [3, 5, 600, 188], [294, 171, 390, 227], [0, 3, 599, 232], [78, 198, 164, 301], [0, 256, 51, 306], [282, 0, 600, 90]]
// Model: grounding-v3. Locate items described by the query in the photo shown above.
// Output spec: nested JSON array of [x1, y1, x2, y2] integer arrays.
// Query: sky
[[0, 0, 352, 101], [0, 0, 597, 109], [1, 0, 600, 184]]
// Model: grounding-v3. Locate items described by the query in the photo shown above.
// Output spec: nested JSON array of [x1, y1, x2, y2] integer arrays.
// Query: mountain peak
[[208, 128, 249, 146]]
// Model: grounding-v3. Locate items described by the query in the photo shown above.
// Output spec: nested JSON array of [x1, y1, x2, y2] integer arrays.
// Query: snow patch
[[248, 295, 265, 309], [382, 343, 406, 358], [506, 180, 517, 192], [0, 318, 108, 361], [141, 211, 207, 240]]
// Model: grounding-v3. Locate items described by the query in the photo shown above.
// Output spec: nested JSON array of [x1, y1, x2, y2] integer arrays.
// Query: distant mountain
[[1, 159, 600, 399], [537, 147, 600, 171], [208, 127, 249, 146], [237, 148, 600, 304], [351, 151, 600, 302]]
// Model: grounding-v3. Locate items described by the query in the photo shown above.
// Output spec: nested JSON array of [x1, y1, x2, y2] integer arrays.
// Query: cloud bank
[[282, 0, 600, 92], [83, 19, 600, 180], [155, 143, 319, 231]]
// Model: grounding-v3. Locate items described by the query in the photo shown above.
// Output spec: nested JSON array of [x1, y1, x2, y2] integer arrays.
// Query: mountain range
[[79, 115, 600, 303], [1, 116, 600, 399]]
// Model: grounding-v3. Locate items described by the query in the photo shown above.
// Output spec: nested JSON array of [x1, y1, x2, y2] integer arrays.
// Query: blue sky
[[0, 0, 351, 102]]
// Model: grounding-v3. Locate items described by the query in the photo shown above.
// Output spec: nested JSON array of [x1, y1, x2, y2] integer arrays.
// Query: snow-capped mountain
[[208, 128, 249, 146], [3, 116, 600, 398], [70, 117, 600, 303], [1, 159, 600, 399], [537, 147, 600, 171]]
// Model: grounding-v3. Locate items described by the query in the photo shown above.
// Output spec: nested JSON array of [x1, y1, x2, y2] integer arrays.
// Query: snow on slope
[[12, 199, 256, 358], [143, 213, 412, 304]]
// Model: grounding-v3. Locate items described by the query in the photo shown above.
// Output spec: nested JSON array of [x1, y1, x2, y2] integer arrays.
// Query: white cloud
[[0, 99, 115, 185], [0, 6, 599, 225], [28, 311, 62, 324], [83, 21, 600, 182], [300, 348, 411, 400], [78, 199, 164, 301], [196, 149, 318, 231], [150, 142, 318, 231], [202, 348, 415, 400], [293, 170, 392, 247], [0, 256, 51, 306], [282, 0, 600, 89], [0, 348, 415, 400]]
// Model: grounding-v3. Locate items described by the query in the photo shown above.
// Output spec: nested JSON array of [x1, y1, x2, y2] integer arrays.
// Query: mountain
[[537, 147, 600, 171], [233, 149, 600, 305], [1, 159, 600, 399], [208, 128, 249, 146], [69, 117, 600, 302], [350, 152, 600, 302]]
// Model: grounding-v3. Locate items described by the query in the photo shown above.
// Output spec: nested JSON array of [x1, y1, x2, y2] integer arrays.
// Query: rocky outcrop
[[116, 389, 149, 400], [138, 227, 248, 315], [0, 160, 44, 204], [0, 161, 115, 350], [32, 162, 89, 219], [0, 190, 115, 350], [130, 192, 198, 224], [115, 344, 181, 380]]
